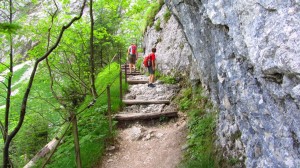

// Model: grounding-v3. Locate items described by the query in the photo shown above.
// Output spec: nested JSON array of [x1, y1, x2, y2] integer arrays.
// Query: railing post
[[70, 112, 82, 168], [124, 62, 127, 83], [107, 85, 113, 137], [119, 51, 123, 110]]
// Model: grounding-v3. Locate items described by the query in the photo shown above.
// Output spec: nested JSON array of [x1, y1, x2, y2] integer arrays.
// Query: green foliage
[[13, 114, 49, 166], [0, 0, 153, 167], [0, 62, 9, 74], [229, 157, 240, 166], [135, 57, 143, 70], [46, 62, 127, 167], [155, 19, 161, 31], [0, 23, 22, 34], [163, 9, 171, 22], [176, 86, 218, 168], [145, 2, 164, 29], [0, 62, 62, 166], [159, 75, 177, 85], [158, 74, 176, 85], [178, 88, 192, 110]]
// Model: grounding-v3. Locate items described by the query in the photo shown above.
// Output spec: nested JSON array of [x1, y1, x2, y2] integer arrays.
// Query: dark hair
[[152, 48, 156, 53]]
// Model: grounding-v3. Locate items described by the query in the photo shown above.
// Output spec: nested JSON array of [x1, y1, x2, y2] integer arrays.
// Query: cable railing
[[25, 50, 129, 168]]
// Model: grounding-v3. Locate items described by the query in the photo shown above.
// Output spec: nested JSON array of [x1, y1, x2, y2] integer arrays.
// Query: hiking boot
[[149, 83, 156, 87]]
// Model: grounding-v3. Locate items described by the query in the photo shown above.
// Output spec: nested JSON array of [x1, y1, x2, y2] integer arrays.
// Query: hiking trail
[[94, 64, 187, 168]]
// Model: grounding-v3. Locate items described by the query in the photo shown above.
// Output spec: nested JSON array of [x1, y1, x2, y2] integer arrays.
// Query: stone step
[[114, 111, 178, 121], [122, 99, 170, 105]]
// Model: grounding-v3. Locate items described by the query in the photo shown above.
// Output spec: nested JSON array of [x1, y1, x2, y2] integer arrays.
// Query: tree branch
[[0, 81, 8, 88], [0, 120, 5, 140], [4, 0, 87, 166], [0, 62, 10, 69]]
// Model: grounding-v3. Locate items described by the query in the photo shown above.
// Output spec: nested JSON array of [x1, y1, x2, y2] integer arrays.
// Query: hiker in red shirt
[[148, 48, 156, 87], [127, 43, 138, 73]]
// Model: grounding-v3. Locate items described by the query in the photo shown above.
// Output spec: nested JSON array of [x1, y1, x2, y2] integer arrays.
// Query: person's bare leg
[[129, 63, 132, 73], [152, 75, 155, 83], [152, 73, 155, 83], [150, 74, 154, 83]]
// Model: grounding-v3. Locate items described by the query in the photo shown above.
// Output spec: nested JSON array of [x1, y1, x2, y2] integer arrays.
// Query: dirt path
[[95, 75, 187, 168], [98, 117, 187, 168]]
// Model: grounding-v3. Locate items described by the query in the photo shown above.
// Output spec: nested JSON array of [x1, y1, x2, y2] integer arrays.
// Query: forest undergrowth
[[175, 83, 218, 168], [0, 62, 127, 167]]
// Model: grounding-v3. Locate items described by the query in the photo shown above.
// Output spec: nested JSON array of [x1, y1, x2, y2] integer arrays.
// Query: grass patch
[[155, 19, 161, 31], [163, 8, 171, 22], [155, 71, 177, 84], [176, 86, 218, 168], [136, 57, 143, 72]]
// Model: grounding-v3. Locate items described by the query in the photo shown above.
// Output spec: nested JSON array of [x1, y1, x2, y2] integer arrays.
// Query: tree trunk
[[89, 0, 98, 98], [3, 0, 13, 167], [2, 1, 87, 167]]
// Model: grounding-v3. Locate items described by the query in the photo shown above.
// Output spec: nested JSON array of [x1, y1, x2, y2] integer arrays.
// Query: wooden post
[[124, 63, 127, 83], [107, 85, 113, 136], [70, 112, 82, 168], [119, 51, 123, 110]]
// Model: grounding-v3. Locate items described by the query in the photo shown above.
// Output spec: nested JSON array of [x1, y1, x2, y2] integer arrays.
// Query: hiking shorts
[[148, 66, 155, 74], [129, 54, 136, 64]]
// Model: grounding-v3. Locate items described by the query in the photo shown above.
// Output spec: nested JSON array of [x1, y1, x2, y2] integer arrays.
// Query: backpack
[[143, 54, 152, 67], [130, 45, 137, 55]]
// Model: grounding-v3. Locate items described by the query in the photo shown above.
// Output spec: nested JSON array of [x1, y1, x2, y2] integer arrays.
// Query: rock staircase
[[114, 64, 178, 121]]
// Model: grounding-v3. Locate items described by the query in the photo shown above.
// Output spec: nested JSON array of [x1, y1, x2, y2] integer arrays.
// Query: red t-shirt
[[149, 53, 155, 61]]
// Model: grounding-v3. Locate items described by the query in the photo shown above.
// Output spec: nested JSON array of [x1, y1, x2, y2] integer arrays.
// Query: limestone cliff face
[[144, 1, 300, 167], [143, 5, 198, 79]]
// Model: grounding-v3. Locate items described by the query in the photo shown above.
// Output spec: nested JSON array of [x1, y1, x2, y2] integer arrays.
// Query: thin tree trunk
[[2, 1, 87, 167], [89, 0, 98, 98], [4, 11, 13, 144], [3, 0, 13, 166]]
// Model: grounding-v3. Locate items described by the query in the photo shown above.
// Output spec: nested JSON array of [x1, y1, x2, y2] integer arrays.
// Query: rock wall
[[143, 5, 199, 81], [144, 1, 300, 167]]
